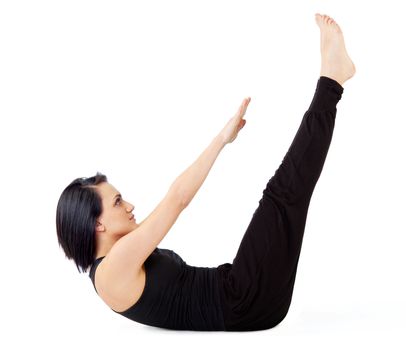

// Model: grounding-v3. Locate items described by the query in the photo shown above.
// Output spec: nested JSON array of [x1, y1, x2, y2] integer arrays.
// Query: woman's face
[[94, 182, 138, 238]]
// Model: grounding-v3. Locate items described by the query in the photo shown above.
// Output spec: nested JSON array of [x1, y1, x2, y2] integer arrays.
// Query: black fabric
[[215, 76, 344, 331], [89, 247, 226, 331], [89, 76, 344, 332]]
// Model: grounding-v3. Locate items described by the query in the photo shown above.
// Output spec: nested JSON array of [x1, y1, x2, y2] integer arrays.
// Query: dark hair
[[56, 172, 108, 273]]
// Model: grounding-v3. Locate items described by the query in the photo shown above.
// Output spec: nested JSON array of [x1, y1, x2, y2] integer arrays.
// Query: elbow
[[181, 193, 190, 208], [179, 190, 190, 208], [169, 183, 189, 209]]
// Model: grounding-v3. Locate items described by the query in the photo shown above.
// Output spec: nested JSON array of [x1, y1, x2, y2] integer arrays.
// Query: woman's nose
[[127, 203, 135, 212]]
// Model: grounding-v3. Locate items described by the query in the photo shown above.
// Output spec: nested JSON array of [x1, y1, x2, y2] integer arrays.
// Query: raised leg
[[216, 14, 356, 332]]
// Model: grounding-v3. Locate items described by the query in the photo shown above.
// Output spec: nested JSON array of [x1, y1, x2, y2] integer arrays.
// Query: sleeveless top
[[88, 247, 226, 331]]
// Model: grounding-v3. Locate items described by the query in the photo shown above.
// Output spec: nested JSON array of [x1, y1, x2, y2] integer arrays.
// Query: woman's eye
[[116, 198, 121, 205]]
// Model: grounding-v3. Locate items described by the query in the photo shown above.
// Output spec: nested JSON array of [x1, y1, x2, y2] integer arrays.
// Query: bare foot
[[315, 13, 356, 86]]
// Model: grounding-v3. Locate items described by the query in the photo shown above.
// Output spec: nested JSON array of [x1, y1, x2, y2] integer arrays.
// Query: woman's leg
[[216, 14, 356, 332], [216, 76, 343, 331]]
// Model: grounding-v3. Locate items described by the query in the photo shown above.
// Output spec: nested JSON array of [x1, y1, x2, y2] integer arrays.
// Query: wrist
[[215, 134, 228, 149]]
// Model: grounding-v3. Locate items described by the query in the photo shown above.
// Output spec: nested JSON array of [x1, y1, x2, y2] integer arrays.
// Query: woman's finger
[[237, 97, 251, 117], [242, 97, 251, 114]]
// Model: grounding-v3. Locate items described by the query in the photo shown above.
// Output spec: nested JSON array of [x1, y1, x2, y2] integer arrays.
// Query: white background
[[1, 0, 405, 349]]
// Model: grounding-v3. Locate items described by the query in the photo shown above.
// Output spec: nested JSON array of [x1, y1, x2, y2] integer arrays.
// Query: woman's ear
[[95, 221, 105, 232]]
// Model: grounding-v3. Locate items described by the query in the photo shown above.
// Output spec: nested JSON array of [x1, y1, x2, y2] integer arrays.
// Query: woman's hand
[[219, 97, 251, 145]]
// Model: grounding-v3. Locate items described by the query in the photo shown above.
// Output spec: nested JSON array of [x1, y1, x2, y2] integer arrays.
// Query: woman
[[56, 13, 356, 332]]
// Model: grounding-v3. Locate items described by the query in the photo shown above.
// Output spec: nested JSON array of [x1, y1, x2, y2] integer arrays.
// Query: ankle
[[319, 70, 345, 86]]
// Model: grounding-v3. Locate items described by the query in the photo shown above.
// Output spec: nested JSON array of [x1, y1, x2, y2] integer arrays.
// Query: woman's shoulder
[[93, 255, 147, 313]]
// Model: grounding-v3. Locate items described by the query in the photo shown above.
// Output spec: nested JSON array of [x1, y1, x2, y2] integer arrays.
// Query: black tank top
[[88, 247, 226, 331]]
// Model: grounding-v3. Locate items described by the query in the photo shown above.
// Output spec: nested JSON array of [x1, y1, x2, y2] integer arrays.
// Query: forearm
[[171, 134, 226, 207]]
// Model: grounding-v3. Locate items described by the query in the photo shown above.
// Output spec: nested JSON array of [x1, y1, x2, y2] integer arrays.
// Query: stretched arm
[[98, 98, 251, 287], [173, 134, 225, 207], [173, 97, 251, 206]]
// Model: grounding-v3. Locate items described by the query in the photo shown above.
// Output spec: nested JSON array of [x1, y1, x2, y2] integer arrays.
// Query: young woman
[[56, 14, 356, 332]]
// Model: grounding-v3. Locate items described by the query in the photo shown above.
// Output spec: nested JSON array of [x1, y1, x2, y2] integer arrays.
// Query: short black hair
[[56, 172, 108, 273]]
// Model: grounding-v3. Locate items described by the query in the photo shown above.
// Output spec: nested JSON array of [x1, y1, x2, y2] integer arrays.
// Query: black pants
[[216, 76, 344, 331]]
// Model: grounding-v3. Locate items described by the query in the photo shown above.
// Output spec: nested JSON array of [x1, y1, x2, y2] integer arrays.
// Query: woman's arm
[[173, 97, 251, 206], [96, 98, 251, 290], [173, 134, 226, 207]]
